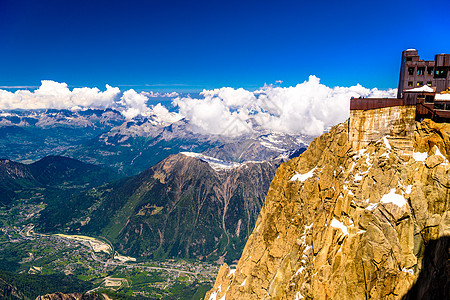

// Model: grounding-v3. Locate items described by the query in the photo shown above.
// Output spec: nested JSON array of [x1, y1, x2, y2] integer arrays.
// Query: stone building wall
[[348, 105, 416, 157]]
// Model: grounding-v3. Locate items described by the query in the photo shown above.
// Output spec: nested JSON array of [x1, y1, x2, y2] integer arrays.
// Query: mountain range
[[62, 117, 309, 176], [0, 109, 125, 163], [1, 108, 309, 264], [0, 107, 311, 299], [1, 109, 310, 176], [37, 153, 283, 264]]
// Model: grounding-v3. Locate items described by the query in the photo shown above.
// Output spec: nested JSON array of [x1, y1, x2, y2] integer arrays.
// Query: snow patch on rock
[[290, 167, 317, 182], [294, 291, 305, 300], [181, 152, 241, 171], [413, 151, 428, 162], [402, 268, 414, 275], [433, 145, 448, 163], [330, 218, 348, 235], [240, 278, 247, 287], [382, 136, 391, 150], [208, 291, 218, 300], [366, 203, 378, 211], [380, 188, 407, 207]]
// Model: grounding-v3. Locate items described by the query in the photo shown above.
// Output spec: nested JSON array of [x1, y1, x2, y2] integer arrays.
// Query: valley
[[0, 109, 309, 299], [0, 204, 219, 299], [0, 157, 222, 299]]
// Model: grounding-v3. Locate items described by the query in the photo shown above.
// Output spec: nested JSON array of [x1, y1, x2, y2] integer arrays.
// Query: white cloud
[[0, 80, 181, 122], [149, 103, 182, 124], [120, 89, 151, 119], [141, 91, 179, 98], [173, 94, 252, 136], [0, 80, 121, 110], [200, 87, 256, 108], [173, 75, 397, 136], [120, 90, 182, 122], [0, 77, 397, 137]]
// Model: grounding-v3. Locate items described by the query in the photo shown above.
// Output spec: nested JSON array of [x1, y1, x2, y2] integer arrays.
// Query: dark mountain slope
[[0, 159, 37, 204], [0, 156, 119, 205], [29, 156, 117, 187], [38, 153, 280, 263]]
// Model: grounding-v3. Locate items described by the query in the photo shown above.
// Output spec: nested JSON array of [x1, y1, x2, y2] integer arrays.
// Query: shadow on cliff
[[402, 236, 449, 300]]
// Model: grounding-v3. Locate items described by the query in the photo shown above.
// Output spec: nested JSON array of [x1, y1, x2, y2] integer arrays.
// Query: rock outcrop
[[349, 105, 416, 158], [35, 292, 103, 300], [0, 277, 28, 300], [206, 119, 450, 299]]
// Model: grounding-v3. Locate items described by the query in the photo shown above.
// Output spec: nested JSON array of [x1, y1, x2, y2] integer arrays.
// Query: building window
[[435, 67, 448, 78], [427, 81, 432, 86], [446, 103, 450, 111], [406, 57, 412, 62], [417, 67, 425, 75], [417, 81, 423, 86], [434, 103, 445, 110], [425, 95, 434, 103], [427, 67, 434, 75], [418, 94, 425, 99], [408, 67, 415, 75], [408, 81, 413, 87]]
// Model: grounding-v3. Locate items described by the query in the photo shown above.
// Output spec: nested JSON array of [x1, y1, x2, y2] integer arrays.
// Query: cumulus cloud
[[173, 76, 397, 136], [150, 103, 182, 123], [173, 94, 253, 136], [142, 91, 179, 98], [0, 80, 121, 110], [119, 89, 182, 122], [0, 80, 181, 122], [0, 77, 397, 136], [120, 89, 151, 119]]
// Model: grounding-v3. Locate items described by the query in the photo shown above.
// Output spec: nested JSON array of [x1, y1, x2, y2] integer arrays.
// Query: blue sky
[[0, 0, 449, 92]]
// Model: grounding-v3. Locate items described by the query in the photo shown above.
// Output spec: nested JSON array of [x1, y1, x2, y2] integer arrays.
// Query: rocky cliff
[[206, 119, 450, 299], [0, 277, 28, 300], [35, 292, 103, 300]]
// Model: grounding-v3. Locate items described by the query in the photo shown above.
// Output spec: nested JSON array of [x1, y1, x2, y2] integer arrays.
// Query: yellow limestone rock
[[205, 120, 450, 300]]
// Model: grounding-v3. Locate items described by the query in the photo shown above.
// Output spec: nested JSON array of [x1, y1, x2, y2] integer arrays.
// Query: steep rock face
[[206, 119, 450, 299], [0, 159, 36, 204], [35, 292, 103, 300], [0, 277, 28, 300], [349, 105, 416, 157], [0, 159, 35, 180]]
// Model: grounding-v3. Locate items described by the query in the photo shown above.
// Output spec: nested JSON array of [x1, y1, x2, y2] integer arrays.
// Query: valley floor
[[0, 204, 219, 299]]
